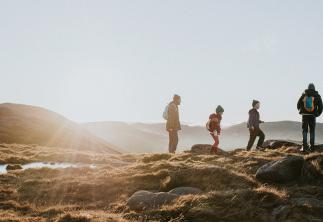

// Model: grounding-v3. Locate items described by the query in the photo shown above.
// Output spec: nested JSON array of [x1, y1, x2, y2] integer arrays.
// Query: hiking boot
[[300, 146, 309, 153], [256, 146, 265, 151], [309, 146, 315, 152]]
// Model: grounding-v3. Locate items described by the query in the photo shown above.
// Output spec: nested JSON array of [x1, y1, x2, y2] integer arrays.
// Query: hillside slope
[[0, 142, 323, 221], [0, 103, 120, 154]]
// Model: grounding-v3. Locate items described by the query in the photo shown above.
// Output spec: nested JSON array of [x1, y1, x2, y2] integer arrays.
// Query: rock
[[271, 205, 291, 222], [191, 144, 227, 155], [302, 155, 323, 181], [127, 190, 156, 211], [169, 187, 202, 196], [154, 192, 178, 205], [262, 140, 301, 150], [127, 187, 203, 211], [256, 155, 304, 183], [6, 164, 23, 171], [292, 198, 323, 209], [127, 190, 177, 211]]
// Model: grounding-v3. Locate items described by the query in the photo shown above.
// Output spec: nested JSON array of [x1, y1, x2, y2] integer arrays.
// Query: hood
[[305, 89, 318, 97]]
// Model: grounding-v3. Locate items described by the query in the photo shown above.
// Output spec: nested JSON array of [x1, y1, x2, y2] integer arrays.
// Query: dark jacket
[[247, 108, 263, 129], [297, 89, 323, 117], [166, 102, 181, 131]]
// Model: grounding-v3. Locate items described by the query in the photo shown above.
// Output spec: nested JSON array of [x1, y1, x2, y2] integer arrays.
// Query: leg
[[256, 129, 265, 148], [246, 129, 257, 151], [302, 116, 309, 149], [309, 116, 316, 149], [210, 133, 219, 154], [168, 131, 175, 153], [173, 130, 179, 153]]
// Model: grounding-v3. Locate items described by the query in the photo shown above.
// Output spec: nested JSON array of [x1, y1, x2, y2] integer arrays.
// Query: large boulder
[[302, 155, 323, 181], [191, 144, 227, 155], [127, 190, 156, 211], [256, 155, 304, 183]]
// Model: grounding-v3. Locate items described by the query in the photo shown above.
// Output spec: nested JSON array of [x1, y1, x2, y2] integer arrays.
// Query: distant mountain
[[0, 103, 120, 154], [84, 121, 323, 153]]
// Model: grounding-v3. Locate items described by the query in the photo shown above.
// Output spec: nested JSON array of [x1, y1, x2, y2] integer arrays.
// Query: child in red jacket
[[206, 105, 224, 154]]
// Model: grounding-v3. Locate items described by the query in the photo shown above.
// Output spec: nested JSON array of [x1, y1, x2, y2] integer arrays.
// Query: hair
[[173, 94, 181, 100]]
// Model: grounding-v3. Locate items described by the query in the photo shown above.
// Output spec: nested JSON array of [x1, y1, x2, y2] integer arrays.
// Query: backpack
[[303, 96, 315, 112], [163, 104, 170, 120]]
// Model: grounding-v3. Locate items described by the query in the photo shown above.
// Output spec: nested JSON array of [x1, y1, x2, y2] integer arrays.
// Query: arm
[[167, 103, 176, 130], [297, 94, 304, 111], [248, 111, 257, 129], [317, 95, 323, 117]]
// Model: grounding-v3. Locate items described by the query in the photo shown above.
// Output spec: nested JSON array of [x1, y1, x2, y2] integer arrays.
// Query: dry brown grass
[[0, 143, 322, 221]]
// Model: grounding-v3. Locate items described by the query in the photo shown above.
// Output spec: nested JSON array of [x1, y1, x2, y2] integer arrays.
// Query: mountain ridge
[[84, 120, 323, 153]]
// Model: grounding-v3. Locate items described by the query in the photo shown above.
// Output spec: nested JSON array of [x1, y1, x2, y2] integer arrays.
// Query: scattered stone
[[6, 164, 23, 171], [256, 155, 304, 183], [154, 192, 178, 205], [262, 140, 301, 150], [127, 187, 202, 211], [169, 187, 202, 195]]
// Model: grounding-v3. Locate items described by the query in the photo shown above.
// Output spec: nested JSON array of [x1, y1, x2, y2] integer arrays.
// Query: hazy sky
[[1, 1, 323, 125]]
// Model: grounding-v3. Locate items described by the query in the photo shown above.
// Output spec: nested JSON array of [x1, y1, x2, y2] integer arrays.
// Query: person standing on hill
[[164, 95, 181, 154], [206, 105, 224, 154], [246, 100, 265, 151], [297, 83, 322, 152]]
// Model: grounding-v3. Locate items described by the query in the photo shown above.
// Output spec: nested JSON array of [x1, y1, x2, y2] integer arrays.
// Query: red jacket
[[207, 113, 222, 133]]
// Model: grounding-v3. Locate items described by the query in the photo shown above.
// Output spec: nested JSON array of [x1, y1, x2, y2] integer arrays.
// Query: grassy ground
[[0, 143, 322, 221]]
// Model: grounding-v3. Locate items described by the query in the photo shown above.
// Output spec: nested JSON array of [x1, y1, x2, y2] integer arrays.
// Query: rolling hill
[[0, 103, 120, 154], [84, 121, 323, 153]]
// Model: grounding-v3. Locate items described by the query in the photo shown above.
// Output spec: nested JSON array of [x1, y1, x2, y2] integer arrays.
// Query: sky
[[1, 0, 323, 126]]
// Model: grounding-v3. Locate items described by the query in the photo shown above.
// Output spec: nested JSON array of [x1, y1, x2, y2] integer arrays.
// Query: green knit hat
[[216, 105, 224, 114]]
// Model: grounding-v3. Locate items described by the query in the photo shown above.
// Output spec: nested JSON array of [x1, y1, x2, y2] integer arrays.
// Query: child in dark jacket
[[246, 100, 265, 151], [207, 105, 224, 154]]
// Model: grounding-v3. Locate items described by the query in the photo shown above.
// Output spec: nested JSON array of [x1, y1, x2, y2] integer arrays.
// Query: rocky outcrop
[[127, 187, 202, 211], [256, 155, 304, 183], [191, 144, 227, 155]]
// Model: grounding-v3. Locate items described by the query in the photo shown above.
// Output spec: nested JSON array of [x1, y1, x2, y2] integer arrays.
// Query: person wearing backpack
[[246, 100, 265, 151], [206, 105, 224, 154], [297, 83, 323, 152], [164, 95, 181, 153]]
